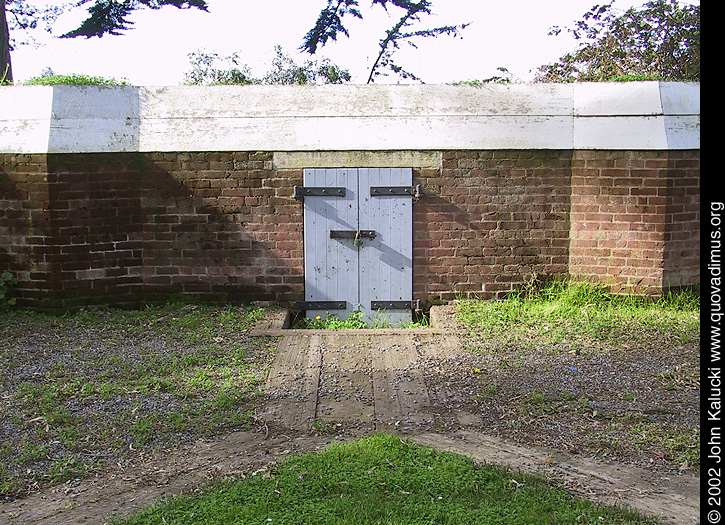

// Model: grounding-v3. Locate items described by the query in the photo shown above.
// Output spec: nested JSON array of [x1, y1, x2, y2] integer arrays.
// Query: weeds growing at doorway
[[116, 434, 655, 525], [292, 310, 430, 329]]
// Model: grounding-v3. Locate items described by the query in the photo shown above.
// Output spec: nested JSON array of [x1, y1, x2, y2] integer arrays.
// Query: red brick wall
[[0, 154, 54, 305], [0, 149, 700, 310], [569, 150, 700, 295], [663, 151, 700, 289], [413, 151, 573, 302], [138, 152, 303, 305], [44, 153, 145, 308], [1, 152, 304, 310]]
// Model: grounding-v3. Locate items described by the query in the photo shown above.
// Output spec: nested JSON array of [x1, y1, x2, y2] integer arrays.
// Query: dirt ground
[[0, 306, 700, 524]]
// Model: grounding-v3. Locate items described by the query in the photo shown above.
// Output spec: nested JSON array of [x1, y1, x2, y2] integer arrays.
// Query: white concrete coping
[[0, 82, 699, 154]]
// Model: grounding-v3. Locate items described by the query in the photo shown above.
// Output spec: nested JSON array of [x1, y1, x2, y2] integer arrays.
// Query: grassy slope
[[118, 434, 655, 525]]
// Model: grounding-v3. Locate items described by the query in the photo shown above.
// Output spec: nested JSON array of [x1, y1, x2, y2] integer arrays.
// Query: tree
[[1, 0, 10, 83], [302, 0, 469, 83], [183, 45, 351, 86], [2, 0, 463, 86], [262, 45, 351, 85], [1, 0, 208, 83], [2, 0, 64, 83], [184, 50, 256, 86], [534, 0, 700, 83]]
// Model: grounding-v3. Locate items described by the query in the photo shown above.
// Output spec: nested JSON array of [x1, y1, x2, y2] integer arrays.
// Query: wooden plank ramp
[[260, 329, 462, 432], [260, 334, 322, 430]]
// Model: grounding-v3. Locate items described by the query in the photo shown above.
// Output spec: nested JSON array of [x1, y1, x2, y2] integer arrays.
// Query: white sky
[[9, 0, 663, 85]]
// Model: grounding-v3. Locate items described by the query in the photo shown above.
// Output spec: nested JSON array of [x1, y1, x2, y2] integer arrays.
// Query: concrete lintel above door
[[273, 151, 441, 170]]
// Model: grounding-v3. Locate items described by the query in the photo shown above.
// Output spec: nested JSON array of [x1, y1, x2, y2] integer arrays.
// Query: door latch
[[330, 230, 377, 245]]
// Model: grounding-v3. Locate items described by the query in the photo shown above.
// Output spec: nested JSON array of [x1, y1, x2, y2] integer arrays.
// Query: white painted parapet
[[0, 82, 699, 154], [0, 86, 55, 154]]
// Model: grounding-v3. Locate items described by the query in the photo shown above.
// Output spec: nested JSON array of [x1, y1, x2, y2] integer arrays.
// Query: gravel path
[[0, 305, 700, 524]]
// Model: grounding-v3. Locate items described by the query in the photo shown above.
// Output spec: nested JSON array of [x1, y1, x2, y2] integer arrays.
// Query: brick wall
[[0, 149, 700, 310], [0, 154, 54, 305], [1, 152, 304, 310], [569, 150, 700, 294], [139, 152, 303, 306], [414, 151, 573, 302], [663, 151, 701, 289]]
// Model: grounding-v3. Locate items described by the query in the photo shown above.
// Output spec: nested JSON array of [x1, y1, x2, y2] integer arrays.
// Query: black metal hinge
[[371, 300, 421, 310], [293, 186, 346, 200], [295, 301, 347, 311], [370, 185, 421, 198]]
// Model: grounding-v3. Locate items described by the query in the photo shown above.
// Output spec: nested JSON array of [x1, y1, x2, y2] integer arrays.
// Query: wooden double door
[[298, 168, 416, 325]]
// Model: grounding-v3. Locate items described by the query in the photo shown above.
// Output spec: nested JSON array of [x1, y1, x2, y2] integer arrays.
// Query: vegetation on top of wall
[[450, 67, 521, 85], [534, 0, 699, 83], [183, 45, 351, 86], [23, 72, 129, 86]]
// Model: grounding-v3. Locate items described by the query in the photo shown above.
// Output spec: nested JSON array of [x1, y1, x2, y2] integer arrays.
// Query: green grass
[[0, 301, 274, 497], [117, 434, 654, 525], [457, 280, 700, 352]]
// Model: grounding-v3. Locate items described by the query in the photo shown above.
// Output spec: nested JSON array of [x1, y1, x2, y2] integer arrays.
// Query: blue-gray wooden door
[[303, 168, 413, 325]]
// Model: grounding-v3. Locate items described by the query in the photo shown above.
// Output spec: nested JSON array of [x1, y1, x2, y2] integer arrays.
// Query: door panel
[[359, 168, 413, 325], [303, 168, 358, 320], [303, 168, 413, 325]]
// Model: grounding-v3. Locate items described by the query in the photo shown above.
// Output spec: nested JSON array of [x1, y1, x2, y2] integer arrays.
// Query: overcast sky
[[10, 0, 662, 85]]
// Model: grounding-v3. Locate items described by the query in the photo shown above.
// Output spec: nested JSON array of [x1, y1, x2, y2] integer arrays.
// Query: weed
[[0, 271, 19, 310], [294, 309, 430, 329], [312, 419, 334, 434], [627, 422, 700, 467], [481, 383, 498, 398], [131, 417, 157, 446], [23, 73, 129, 86], [525, 390, 554, 415], [296, 310, 368, 329]]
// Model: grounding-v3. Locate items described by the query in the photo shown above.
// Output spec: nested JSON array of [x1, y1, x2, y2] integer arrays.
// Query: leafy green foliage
[[119, 434, 655, 524], [293, 309, 430, 329], [364, 0, 469, 83], [3, 0, 63, 48], [184, 45, 351, 86], [535, 0, 700, 82], [60, 0, 209, 39], [452, 67, 520, 85], [2, 0, 209, 83], [301, 0, 363, 54], [0, 271, 18, 310], [183, 50, 256, 85], [262, 45, 351, 85], [296, 310, 369, 329], [23, 70, 128, 85]]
